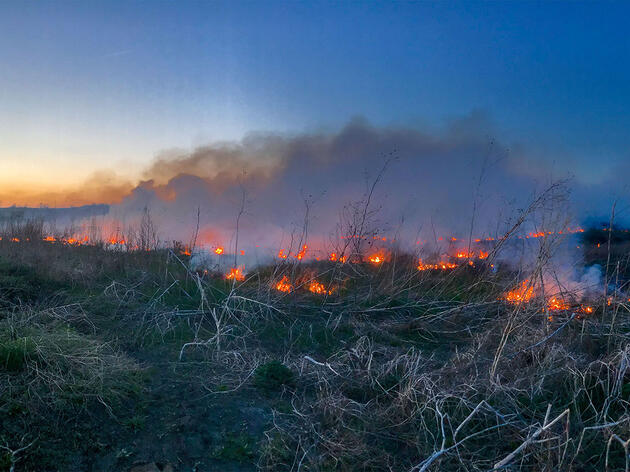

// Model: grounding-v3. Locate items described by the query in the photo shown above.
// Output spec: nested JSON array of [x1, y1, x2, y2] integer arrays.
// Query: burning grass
[[0, 216, 629, 471]]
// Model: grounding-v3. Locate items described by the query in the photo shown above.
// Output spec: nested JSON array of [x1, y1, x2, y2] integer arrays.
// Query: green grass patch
[[254, 361, 295, 392], [0, 336, 37, 371]]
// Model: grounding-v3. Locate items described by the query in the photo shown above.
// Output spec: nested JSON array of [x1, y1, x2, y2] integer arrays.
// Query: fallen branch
[[493, 404, 570, 470]]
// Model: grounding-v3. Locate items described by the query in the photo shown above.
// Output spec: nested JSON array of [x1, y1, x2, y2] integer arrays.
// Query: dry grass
[[0, 193, 629, 470]]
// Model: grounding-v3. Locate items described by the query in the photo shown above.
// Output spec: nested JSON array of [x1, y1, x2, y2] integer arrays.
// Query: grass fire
[[2, 3, 630, 471], [1, 203, 629, 471]]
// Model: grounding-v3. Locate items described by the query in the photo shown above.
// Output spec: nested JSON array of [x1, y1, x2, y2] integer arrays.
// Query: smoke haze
[[4, 115, 628, 256]]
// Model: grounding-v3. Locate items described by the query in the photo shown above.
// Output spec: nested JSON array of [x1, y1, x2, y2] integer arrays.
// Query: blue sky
[[1, 1, 629, 195]]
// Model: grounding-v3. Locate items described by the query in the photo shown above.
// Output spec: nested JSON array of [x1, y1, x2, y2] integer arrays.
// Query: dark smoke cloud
[[9, 114, 627, 255], [110, 114, 563, 252]]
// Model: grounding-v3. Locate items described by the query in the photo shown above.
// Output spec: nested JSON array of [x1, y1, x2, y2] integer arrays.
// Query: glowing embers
[[273, 275, 333, 295], [329, 253, 347, 263], [308, 280, 333, 295], [274, 275, 293, 293], [108, 237, 126, 245], [454, 249, 489, 260], [417, 258, 458, 271], [214, 246, 224, 255], [225, 267, 245, 281], [547, 296, 569, 311], [64, 236, 88, 245], [502, 280, 535, 305], [296, 245, 308, 260], [368, 253, 385, 265], [522, 227, 585, 239], [577, 304, 594, 319]]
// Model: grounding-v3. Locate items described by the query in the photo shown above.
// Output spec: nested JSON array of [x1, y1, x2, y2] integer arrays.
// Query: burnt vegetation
[[1, 201, 630, 471]]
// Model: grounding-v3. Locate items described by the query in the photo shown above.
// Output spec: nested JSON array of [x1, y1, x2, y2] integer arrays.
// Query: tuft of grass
[[0, 336, 37, 371], [253, 361, 295, 392]]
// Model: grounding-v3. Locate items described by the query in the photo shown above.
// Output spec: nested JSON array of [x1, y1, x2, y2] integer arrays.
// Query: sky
[[1, 1, 629, 205]]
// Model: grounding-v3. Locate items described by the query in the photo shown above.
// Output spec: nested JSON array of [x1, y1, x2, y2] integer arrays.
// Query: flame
[[453, 249, 488, 260], [369, 254, 384, 264], [329, 252, 347, 263], [296, 245, 308, 260], [64, 236, 89, 246], [503, 280, 534, 304], [43, 236, 56, 242], [417, 258, 458, 271], [308, 280, 332, 295], [580, 305, 594, 314], [438, 261, 457, 269], [225, 267, 245, 281], [278, 249, 288, 259], [274, 275, 293, 293], [214, 246, 224, 255], [548, 296, 569, 311]]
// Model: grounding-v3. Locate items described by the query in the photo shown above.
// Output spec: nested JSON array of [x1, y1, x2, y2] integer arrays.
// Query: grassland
[[1, 225, 629, 471]]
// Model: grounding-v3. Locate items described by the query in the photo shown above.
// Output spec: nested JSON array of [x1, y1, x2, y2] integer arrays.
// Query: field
[[1, 222, 630, 472]]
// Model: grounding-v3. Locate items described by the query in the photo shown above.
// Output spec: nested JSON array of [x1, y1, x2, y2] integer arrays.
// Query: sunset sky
[[1, 1, 629, 206]]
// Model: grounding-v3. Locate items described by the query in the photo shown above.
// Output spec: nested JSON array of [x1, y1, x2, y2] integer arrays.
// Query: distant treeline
[[0, 204, 109, 222]]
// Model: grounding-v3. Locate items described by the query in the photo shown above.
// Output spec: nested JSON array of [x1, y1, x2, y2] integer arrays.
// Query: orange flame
[[278, 249, 288, 259], [308, 280, 332, 295], [368, 254, 384, 264], [548, 297, 569, 311], [225, 267, 245, 281], [503, 280, 534, 304], [417, 258, 458, 271], [214, 246, 224, 255], [296, 245, 308, 260], [580, 305, 594, 315], [274, 275, 293, 293], [329, 253, 347, 263], [547, 297, 570, 311]]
